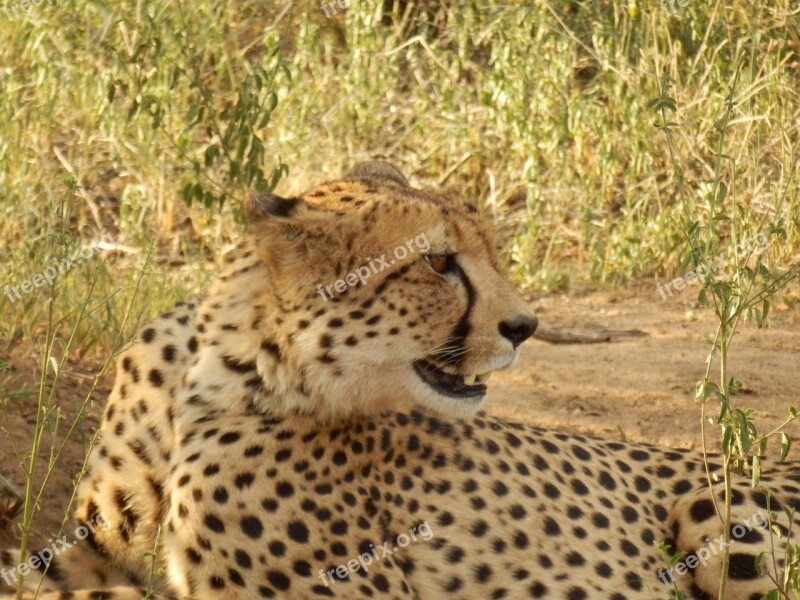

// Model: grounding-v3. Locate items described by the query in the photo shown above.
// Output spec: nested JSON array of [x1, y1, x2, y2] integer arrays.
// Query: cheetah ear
[[344, 161, 409, 187], [245, 192, 340, 275], [245, 193, 300, 221]]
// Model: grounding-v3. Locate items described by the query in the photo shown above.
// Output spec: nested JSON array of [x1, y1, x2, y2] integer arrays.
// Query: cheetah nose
[[498, 316, 538, 348]]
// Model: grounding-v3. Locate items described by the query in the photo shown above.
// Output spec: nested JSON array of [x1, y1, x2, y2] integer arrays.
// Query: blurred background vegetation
[[0, 0, 798, 357]]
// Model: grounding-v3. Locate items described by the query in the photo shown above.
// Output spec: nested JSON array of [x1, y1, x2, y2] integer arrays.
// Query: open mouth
[[413, 359, 488, 399]]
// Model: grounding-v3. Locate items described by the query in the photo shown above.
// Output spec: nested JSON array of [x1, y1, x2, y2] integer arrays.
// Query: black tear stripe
[[436, 262, 475, 369]]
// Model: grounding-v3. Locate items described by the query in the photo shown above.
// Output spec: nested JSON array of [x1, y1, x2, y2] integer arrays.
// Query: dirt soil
[[2, 283, 799, 549]]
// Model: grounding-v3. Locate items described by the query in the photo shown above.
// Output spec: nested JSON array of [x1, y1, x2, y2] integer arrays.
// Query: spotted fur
[[2, 162, 798, 600]]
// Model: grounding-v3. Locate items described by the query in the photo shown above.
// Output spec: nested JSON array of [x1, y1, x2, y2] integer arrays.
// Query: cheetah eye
[[424, 254, 456, 275]]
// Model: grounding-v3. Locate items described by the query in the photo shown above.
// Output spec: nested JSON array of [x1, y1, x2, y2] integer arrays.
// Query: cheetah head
[[236, 162, 537, 420]]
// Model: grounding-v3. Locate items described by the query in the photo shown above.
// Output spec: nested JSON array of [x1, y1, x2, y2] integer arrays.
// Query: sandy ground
[[1, 283, 799, 548]]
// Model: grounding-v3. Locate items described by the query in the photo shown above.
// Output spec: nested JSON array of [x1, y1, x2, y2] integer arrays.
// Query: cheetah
[[2, 161, 798, 600]]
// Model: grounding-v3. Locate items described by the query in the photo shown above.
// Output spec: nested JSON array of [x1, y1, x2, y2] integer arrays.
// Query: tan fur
[[2, 163, 798, 600]]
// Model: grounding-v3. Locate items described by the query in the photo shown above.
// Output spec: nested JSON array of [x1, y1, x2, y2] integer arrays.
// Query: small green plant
[[651, 51, 800, 599], [0, 183, 152, 598], [107, 7, 290, 215], [656, 539, 688, 600]]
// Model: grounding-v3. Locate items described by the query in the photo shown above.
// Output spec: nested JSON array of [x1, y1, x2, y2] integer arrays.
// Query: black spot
[[235, 473, 255, 489], [571, 479, 589, 495], [186, 548, 202, 564], [598, 471, 617, 491], [235, 550, 252, 569], [543, 518, 560, 536], [219, 431, 241, 445], [228, 568, 245, 587], [148, 369, 164, 387], [475, 564, 492, 583], [734, 525, 764, 544], [204, 514, 225, 533], [530, 582, 548, 597], [238, 515, 262, 539], [261, 339, 282, 360], [620, 540, 639, 557], [269, 540, 286, 556], [493, 481, 509, 496], [592, 513, 610, 528], [543, 483, 560, 499], [595, 562, 612, 578], [566, 552, 585, 566], [513, 531, 529, 549], [621, 506, 639, 523], [266, 570, 291, 591], [509, 504, 526, 520], [288, 521, 309, 543], [471, 520, 489, 537], [751, 490, 781, 512], [244, 445, 263, 457], [572, 445, 591, 460], [690, 499, 716, 523], [276, 481, 294, 498], [373, 573, 390, 592], [656, 465, 676, 478], [541, 440, 559, 454], [445, 577, 463, 592]]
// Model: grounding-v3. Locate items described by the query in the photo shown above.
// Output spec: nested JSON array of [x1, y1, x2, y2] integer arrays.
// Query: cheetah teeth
[[463, 373, 491, 386]]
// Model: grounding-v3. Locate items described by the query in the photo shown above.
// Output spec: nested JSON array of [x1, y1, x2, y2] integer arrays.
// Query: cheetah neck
[[175, 243, 340, 429]]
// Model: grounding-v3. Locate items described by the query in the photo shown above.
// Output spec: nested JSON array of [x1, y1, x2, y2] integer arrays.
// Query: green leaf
[[181, 183, 193, 206], [716, 182, 728, 202], [187, 104, 200, 127], [204, 144, 219, 168], [722, 425, 733, 453], [754, 552, 766, 576], [267, 91, 278, 112], [126, 99, 139, 122], [170, 67, 183, 90], [780, 433, 791, 462], [751, 455, 761, 487]]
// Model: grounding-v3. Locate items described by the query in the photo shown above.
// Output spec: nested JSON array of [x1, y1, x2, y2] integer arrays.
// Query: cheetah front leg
[[0, 585, 167, 600], [667, 474, 800, 600], [1, 544, 168, 600]]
